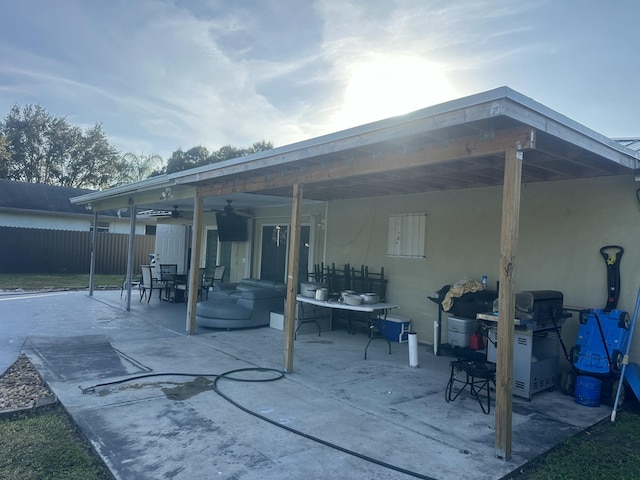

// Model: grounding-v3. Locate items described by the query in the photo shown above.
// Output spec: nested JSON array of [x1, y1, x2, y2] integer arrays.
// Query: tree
[[0, 104, 122, 189], [0, 134, 8, 179], [165, 140, 274, 174], [165, 146, 211, 174], [114, 152, 165, 185]]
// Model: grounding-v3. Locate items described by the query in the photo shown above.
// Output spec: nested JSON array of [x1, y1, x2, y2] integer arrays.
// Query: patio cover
[[71, 86, 640, 459]]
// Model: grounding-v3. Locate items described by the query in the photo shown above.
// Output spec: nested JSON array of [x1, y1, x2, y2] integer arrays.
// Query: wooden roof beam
[[198, 126, 536, 197]]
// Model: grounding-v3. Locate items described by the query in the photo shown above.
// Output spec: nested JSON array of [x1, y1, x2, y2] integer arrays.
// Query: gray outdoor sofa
[[195, 278, 286, 329]]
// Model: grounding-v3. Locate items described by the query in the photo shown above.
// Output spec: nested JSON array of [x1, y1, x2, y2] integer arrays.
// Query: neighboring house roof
[[616, 138, 640, 152], [0, 179, 124, 217]]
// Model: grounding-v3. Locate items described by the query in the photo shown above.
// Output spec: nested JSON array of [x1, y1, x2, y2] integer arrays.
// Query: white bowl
[[360, 293, 379, 304], [344, 294, 363, 306]]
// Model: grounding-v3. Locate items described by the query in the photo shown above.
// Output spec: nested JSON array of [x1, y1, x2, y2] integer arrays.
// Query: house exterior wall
[[0, 211, 145, 234], [323, 174, 640, 364], [0, 212, 91, 231], [188, 176, 639, 364], [250, 202, 327, 280], [109, 220, 146, 234]]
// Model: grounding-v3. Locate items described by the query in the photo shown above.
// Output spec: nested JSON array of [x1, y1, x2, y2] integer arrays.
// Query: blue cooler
[[377, 316, 411, 343]]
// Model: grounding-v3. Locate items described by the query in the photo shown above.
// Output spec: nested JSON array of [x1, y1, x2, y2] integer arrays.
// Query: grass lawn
[[0, 274, 123, 290], [505, 400, 640, 479], [0, 405, 114, 480]]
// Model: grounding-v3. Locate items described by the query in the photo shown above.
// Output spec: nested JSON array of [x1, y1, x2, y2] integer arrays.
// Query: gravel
[[0, 353, 54, 411]]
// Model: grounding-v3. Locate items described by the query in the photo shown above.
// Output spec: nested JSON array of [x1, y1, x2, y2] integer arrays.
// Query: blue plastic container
[[575, 375, 602, 407]]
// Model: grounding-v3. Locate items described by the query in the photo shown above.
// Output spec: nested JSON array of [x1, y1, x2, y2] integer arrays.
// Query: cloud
[[2, 0, 554, 158], [0, 0, 636, 162]]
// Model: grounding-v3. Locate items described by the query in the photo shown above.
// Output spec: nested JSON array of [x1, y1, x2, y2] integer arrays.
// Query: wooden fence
[[0, 226, 155, 275]]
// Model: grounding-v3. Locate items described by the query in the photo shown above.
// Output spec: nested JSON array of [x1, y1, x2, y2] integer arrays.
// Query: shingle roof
[[0, 179, 120, 216]]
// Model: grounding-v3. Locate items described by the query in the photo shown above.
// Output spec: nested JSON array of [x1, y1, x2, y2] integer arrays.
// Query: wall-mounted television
[[216, 213, 248, 242]]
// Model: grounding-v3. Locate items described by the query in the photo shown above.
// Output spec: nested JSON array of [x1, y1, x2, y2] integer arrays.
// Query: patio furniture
[[196, 300, 254, 328], [364, 266, 387, 301], [347, 266, 388, 334], [174, 267, 207, 302], [158, 264, 178, 302], [120, 270, 141, 297], [139, 265, 167, 303], [295, 294, 399, 354], [326, 263, 351, 294], [202, 265, 226, 300], [196, 278, 286, 329], [445, 359, 496, 414], [350, 265, 367, 293], [308, 262, 326, 283]]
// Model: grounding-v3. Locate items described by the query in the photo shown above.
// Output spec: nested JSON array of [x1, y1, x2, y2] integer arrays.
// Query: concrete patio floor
[[0, 289, 612, 480]]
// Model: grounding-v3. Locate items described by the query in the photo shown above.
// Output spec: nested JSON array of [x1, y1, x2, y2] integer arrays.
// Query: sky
[[0, 0, 638, 161]]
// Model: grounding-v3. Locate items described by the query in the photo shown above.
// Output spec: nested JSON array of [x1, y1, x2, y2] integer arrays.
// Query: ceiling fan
[[214, 200, 253, 218], [170, 205, 182, 218]]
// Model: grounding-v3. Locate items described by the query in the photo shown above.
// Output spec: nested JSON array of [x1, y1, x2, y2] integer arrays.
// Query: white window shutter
[[387, 213, 426, 258]]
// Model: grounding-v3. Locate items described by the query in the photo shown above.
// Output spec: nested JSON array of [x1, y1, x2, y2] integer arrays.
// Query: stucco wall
[[323, 174, 640, 364]]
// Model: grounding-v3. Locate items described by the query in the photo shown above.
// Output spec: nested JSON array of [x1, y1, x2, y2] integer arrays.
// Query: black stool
[[445, 359, 496, 414]]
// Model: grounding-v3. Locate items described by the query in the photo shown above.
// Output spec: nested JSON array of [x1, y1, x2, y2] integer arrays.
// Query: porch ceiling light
[[160, 187, 173, 200]]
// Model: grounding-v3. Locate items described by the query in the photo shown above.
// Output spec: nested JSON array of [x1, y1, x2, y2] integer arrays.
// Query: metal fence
[[0, 226, 155, 275]]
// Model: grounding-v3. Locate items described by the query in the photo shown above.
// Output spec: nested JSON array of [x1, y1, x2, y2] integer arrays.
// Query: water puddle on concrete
[[161, 377, 215, 400], [96, 377, 216, 400], [96, 380, 181, 396]]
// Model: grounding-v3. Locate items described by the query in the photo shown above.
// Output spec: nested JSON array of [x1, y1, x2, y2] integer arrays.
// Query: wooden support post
[[186, 195, 204, 334], [284, 183, 303, 373], [494, 148, 523, 460]]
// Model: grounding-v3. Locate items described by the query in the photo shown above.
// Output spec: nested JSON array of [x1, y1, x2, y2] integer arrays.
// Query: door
[[154, 224, 188, 274], [260, 225, 310, 283], [260, 225, 288, 282]]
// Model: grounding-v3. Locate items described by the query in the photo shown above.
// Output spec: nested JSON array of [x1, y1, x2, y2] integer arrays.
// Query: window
[[90, 222, 110, 233], [387, 213, 426, 258]]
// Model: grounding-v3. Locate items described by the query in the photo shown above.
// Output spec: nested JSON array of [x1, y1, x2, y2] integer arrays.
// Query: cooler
[[377, 316, 411, 343], [447, 316, 477, 348]]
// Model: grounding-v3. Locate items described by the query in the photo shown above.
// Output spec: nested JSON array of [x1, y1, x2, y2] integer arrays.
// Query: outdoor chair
[[327, 262, 351, 294], [175, 267, 208, 302], [365, 266, 387, 301], [350, 265, 367, 293], [202, 265, 226, 300], [120, 270, 141, 297], [158, 264, 178, 301], [308, 262, 326, 283], [445, 359, 496, 414], [139, 265, 167, 303]]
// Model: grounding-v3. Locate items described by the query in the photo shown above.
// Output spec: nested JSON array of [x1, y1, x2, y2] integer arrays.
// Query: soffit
[[189, 115, 636, 202]]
